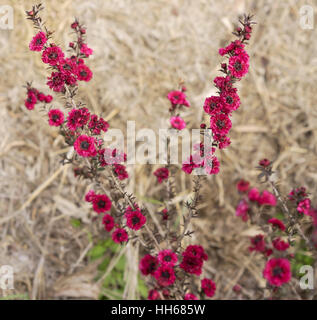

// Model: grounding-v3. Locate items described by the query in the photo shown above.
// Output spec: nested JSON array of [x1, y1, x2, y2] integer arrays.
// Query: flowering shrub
[[24, 4, 317, 300]]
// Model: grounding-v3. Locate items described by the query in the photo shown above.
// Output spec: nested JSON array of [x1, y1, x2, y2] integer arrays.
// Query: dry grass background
[[0, 0, 317, 299]]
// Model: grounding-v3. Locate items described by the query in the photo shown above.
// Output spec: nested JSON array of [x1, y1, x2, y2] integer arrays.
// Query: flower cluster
[[235, 179, 277, 222], [182, 15, 255, 176], [28, 14, 93, 95], [140, 245, 214, 300], [24, 85, 53, 110]]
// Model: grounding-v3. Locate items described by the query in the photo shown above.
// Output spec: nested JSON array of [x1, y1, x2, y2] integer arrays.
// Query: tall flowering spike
[[183, 14, 255, 176]]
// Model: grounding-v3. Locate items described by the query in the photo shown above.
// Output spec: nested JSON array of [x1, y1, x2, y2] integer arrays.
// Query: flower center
[[226, 96, 233, 104], [36, 38, 43, 45], [216, 120, 225, 128], [132, 216, 140, 225], [234, 61, 242, 71], [98, 200, 106, 208], [49, 52, 58, 60], [273, 266, 283, 277], [80, 71, 87, 77], [161, 271, 170, 279], [80, 141, 90, 150], [164, 255, 172, 262]]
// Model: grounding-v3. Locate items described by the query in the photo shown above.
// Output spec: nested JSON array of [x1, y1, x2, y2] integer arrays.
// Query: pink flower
[[228, 52, 249, 78], [29, 31, 47, 51], [202, 154, 220, 175], [148, 290, 160, 300], [201, 278, 216, 297], [25, 91, 37, 110], [167, 90, 190, 107], [170, 116, 186, 130], [236, 199, 249, 222], [154, 265, 176, 287], [76, 64, 93, 82], [203, 96, 223, 115], [220, 88, 241, 113], [153, 167, 169, 183], [272, 238, 290, 251], [80, 43, 93, 57], [48, 109, 64, 126], [258, 190, 277, 206], [92, 194, 112, 213], [157, 249, 178, 266], [179, 245, 208, 276], [102, 214, 115, 232], [125, 206, 146, 231], [139, 254, 158, 276], [113, 164, 129, 180], [297, 198, 311, 215], [268, 218, 286, 231], [248, 188, 260, 202], [47, 72, 66, 92], [67, 108, 90, 131], [74, 135, 97, 157], [85, 190, 95, 202], [184, 293, 198, 300], [249, 234, 266, 253], [263, 258, 291, 287], [236, 179, 250, 192], [112, 228, 128, 244], [42, 45, 64, 65], [44, 95, 53, 103], [210, 113, 232, 136]]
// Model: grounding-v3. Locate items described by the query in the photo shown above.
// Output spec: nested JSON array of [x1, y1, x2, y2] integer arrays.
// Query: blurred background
[[0, 0, 316, 299]]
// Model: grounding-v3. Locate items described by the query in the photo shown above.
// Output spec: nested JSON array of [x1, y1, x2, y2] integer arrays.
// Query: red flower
[[42, 45, 64, 65], [153, 167, 169, 183], [297, 198, 311, 215], [213, 76, 232, 91], [157, 250, 178, 266], [44, 95, 53, 103], [74, 135, 97, 157], [249, 234, 266, 253], [67, 108, 91, 131], [88, 115, 109, 134], [92, 194, 112, 213], [228, 52, 249, 78], [268, 218, 286, 231], [201, 278, 216, 297], [85, 190, 95, 202], [29, 31, 47, 51], [125, 207, 146, 231], [102, 214, 114, 232], [259, 158, 271, 167], [139, 254, 158, 276], [154, 265, 176, 287], [184, 293, 198, 300], [179, 245, 208, 276], [210, 113, 232, 136], [47, 72, 66, 92], [202, 154, 220, 175], [25, 91, 37, 110], [203, 96, 223, 115], [272, 238, 289, 251], [112, 228, 128, 244], [220, 88, 241, 113], [263, 258, 291, 287], [113, 164, 129, 180], [288, 187, 307, 201], [170, 116, 186, 130], [248, 187, 260, 202], [167, 90, 190, 107], [235, 199, 249, 222], [76, 64, 93, 82], [48, 109, 64, 126], [257, 190, 277, 207], [148, 289, 160, 300], [80, 43, 93, 57], [236, 179, 250, 192]]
